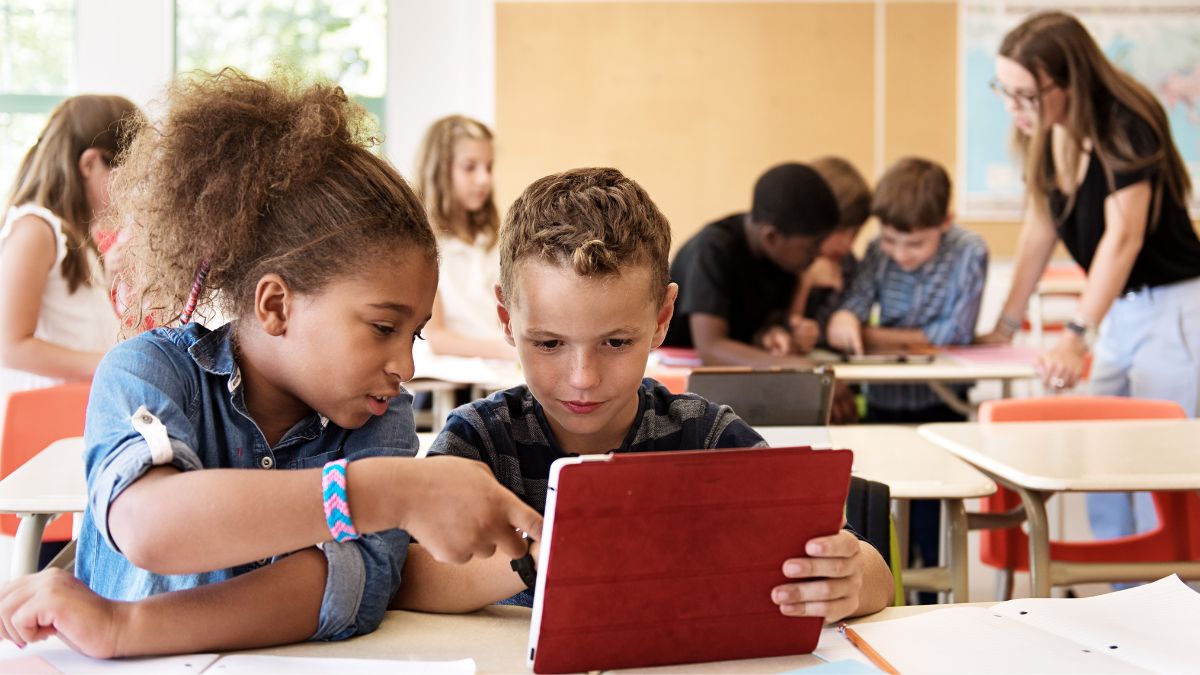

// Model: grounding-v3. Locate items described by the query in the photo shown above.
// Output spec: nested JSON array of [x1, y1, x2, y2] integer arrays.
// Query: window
[[0, 0, 75, 196], [174, 0, 386, 129]]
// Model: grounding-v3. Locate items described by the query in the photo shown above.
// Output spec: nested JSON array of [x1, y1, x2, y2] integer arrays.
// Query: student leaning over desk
[[392, 167, 895, 622], [0, 70, 541, 658], [978, 11, 1200, 544]]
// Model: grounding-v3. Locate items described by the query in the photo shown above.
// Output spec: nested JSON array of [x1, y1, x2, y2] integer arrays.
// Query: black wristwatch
[[511, 536, 537, 590]]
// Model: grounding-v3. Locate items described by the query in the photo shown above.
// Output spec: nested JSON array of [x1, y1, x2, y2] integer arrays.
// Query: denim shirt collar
[[188, 322, 239, 378], [186, 321, 330, 440]]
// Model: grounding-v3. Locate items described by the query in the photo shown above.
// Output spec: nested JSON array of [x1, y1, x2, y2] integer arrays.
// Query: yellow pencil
[[837, 622, 901, 675]]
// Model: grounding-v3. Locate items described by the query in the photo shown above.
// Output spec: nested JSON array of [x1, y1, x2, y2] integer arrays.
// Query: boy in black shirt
[[664, 163, 840, 366]]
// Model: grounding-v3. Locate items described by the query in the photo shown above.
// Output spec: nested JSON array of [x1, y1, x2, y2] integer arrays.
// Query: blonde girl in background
[[0, 95, 140, 406], [413, 115, 514, 360]]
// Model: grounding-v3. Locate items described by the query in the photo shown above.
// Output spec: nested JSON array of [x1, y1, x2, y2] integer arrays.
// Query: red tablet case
[[529, 446, 853, 674]]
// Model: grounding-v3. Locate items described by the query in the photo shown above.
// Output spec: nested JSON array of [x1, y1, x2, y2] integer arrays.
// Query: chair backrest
[[0, 382, 91, 539], [686, 367, 835, 426], [978, 396, 1187, 423], [846, 475, 891, 567]]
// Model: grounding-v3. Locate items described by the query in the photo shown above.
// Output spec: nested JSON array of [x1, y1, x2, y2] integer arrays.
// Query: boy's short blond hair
[[870, 157, 951, 233], [500, 167, 671, 306]]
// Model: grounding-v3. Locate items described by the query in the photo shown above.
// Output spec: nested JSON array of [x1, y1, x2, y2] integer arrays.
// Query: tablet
[[685, 367, 835, 426], [527, 446, 853, 674], [840, 353, 936, 365]]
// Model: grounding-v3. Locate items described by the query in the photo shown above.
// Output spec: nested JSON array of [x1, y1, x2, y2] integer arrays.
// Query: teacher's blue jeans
[[1087, 276, 1200, 541]]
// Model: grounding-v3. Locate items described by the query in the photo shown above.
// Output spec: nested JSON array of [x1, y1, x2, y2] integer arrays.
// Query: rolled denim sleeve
[[837, 240, 883, 322], [311, 393, 417, 641], [84, 337, 205, 553], [312, 528, 410, 641]]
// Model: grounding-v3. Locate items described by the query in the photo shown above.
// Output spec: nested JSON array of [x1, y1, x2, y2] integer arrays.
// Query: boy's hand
[[788, 316, 820, 354], [758, 325, 794, 357], [399, 456, 543, 564], [0, 568, 126, 658], [771, 529, 865, 624], [974, 328, 1014, 345], [826, 311, 864, 355]]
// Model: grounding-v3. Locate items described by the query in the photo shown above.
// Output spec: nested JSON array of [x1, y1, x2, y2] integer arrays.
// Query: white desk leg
[[12, 513, 51, 577], [928, 383, 975, 418], [1014, 486, 1053, 597], [942, 498, 969, 603]]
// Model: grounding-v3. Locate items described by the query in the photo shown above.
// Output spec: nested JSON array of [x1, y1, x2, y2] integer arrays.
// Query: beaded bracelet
[[322, 459, 360, 542]]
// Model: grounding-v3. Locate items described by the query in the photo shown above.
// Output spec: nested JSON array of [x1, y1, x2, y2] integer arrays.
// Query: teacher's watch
[[1065, 318, 1097, 350]]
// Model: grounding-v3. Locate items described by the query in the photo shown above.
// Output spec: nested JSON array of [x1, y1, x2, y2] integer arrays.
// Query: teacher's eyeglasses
[[989, 79, 1057, 111]]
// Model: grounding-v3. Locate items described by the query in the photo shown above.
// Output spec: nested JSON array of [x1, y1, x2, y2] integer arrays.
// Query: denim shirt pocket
[[287, 447, 344, 470]]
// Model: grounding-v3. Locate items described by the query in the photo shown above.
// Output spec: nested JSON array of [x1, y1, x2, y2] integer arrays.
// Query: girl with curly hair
[[0, 70, 540, 657]]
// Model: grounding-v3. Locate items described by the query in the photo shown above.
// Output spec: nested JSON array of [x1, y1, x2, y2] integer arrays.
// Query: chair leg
[[995, 568, 1015, 601]]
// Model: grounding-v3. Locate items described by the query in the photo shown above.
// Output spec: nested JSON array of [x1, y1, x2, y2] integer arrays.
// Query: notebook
[[527, 446, 853, 673]]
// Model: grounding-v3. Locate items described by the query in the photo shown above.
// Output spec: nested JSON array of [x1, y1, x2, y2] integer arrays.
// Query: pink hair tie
[[180, 259, 210, 325]]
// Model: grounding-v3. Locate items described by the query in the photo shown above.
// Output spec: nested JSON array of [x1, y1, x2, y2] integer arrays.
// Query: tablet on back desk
[[527, 446, 853, 674]]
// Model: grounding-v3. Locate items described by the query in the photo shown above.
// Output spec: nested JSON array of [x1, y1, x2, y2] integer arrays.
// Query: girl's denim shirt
[[76, 322, 416, 641]]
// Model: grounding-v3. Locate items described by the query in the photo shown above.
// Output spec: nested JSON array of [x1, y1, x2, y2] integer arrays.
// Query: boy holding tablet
[[393, 167, 893, 622]]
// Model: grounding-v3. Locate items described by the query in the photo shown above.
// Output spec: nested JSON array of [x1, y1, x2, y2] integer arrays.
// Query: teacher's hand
[[1036, 334, 1088, 390]]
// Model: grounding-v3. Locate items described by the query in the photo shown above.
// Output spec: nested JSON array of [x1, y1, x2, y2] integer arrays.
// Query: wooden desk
[[758, 425, 995, 602], [230, 603, 950, 673], [919, 419, 1200, 596], [0, 437, 86, 577]]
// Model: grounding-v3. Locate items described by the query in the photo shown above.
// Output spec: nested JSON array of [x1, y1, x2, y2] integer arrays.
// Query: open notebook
[[826, 575, 1200, 673]]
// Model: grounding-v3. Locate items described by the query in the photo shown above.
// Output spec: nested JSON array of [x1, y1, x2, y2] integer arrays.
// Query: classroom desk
[[229, 603, 953, 673], [919, 418, 1200, 597], [758, 425, 996, 603], [0, 437, 86, 578], [829, 357, 1037, 417]]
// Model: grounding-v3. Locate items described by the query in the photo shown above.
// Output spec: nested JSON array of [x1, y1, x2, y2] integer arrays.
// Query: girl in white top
[[0, 95, 140, 402], [413, 115, 514, 360]]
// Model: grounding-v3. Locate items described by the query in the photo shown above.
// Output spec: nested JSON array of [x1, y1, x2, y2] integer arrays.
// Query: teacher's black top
[[1048, 108, 1200, 292]]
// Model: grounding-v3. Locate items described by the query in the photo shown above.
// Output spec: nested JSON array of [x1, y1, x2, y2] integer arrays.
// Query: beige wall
[[493, 2, 1125, 259]]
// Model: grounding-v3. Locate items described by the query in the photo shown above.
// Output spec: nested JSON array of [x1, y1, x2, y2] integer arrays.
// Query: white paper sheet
[[0, 639, 219, 674], [849, 575, 1199, 673], [0, 639, 476, 675], [206, 655, 476, 674]]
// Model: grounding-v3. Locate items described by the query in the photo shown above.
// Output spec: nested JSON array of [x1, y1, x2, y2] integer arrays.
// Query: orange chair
[[0, 382, 91, 541], [978, 396, 1200, 597]]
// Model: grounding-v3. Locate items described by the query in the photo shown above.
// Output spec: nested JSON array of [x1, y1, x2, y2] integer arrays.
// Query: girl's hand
[[399, 456, 543, 565], [804, 257, 844, 291], [0, 568, 126, 658], [758, 326, 794, 357], [771, 529, 865, 624], [1037, 334, 1088, 390], [788, 316, 821, 354]]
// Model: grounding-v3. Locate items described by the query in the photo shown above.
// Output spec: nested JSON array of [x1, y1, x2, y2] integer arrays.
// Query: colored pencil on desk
[[838, 622, 900, 674]]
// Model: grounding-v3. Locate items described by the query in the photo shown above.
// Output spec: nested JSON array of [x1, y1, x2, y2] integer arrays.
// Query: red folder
[[528, 446, 853, 673]]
